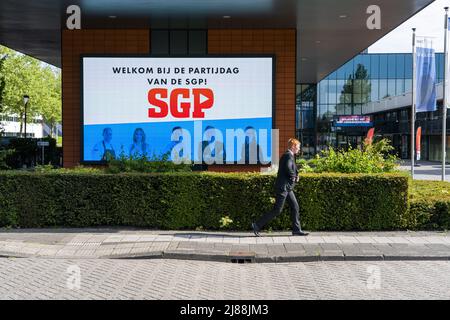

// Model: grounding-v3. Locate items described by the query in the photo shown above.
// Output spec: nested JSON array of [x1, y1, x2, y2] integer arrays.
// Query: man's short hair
[[287, 138, 301, 148]]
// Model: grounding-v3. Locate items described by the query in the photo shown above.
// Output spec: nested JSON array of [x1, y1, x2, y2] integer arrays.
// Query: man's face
[[291, 143, 300, 155]]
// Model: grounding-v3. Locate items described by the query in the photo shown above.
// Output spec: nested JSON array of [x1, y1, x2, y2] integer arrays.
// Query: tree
[[0, 53, 6, 112], [0, 50, 8, 135], [337, 63, 371, 113], [40, 68, 61, 137], [0, 45, 61, 137]]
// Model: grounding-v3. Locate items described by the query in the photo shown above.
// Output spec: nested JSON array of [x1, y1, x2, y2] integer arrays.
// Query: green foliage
[[409, 180, 450, 230], [0, 149, 13, 169], [0, 172, 408, 231], [298, 139, 399, 174], [0, 45, 61, 136], [219, 216, 233, 229], [0, 53, 6, 112], [33, 164, 103, 174], [2, 137, 60, 168], [105, 152, 193, 174]]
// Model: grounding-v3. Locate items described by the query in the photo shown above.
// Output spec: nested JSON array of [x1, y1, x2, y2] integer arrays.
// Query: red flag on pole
[[365, 128, 375, 145], [416, 126, 422, 161]]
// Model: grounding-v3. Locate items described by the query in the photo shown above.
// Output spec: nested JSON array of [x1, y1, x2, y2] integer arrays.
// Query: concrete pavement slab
[[1, 229, 450, 263]]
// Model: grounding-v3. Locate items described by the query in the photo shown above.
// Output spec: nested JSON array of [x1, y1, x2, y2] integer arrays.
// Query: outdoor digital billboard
[[81, 56, 273, 164]]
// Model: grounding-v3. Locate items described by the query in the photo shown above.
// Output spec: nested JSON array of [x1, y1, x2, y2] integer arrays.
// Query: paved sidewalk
[[398, 160, 450, 181], [1, 228, 450, 262]]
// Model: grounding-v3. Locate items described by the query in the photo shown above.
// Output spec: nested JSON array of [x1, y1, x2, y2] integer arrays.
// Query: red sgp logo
[[148, 88, 214, 118]]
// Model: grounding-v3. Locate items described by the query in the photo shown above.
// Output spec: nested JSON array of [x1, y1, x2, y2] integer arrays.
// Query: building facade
[[0, 0, 437, 169], [297, 52, 446, 161]]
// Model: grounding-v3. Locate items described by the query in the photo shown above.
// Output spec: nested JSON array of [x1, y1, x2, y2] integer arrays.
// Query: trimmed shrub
[[409, 180, 450, 230], [298, 138, 400, 174], [0, 171, 408, 231]]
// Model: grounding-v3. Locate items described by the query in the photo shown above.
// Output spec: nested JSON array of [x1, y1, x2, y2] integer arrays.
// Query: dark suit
[[255, 150, 302, 233]]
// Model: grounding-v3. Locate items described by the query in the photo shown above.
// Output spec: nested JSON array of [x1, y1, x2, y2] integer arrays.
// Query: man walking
[[252, 138, 309, 236]]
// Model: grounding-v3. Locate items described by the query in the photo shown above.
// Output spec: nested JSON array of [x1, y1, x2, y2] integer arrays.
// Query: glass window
[[345, 105, 352, 115], [353, 104, 362, 115], [325, 106, 334, 120], [354, 63, 369, 80], [396, 79, 404, 95], [387, 79, 396, 97], [344, 60, 354, 79], [388, 55, 396, 79], [361, 55, 371, 78], [336, 63, 346, 79], [328, 93, 338, 106], [170, 30, 188, 55], [344, 92, 352, 104], [327, 80, 338, 105], [353, 79, 362, 103], [396, 54, 405, 79], [302, 84, 317, 102], [188, 30, 207, 55], [301, 107, 314, 129], [370, 55, 380, 78], [370, 79, 379, 101], [328, 104, 337, 115], [380, 55, 388, 78], [337, 78, 353, 104], [318, 80, 328, 104], [405, 79, 412, 93], [318, 104, 327, 119], [379, 79, 388, 99], [151, 30, 169, 55], [353, 55, 362, 75], [336, 79, 346, 99], [328, 70, 337, 80], [336, 103, 345, 115], [400, 109, 409, 120], [405, 54, 413, 78], [361, 79, 371, 104], [353, 93, 362, 104]]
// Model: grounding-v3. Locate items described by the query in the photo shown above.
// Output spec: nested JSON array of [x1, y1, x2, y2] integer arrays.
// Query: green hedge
[[0, 171, 409, 231], [409, 180, 450, 230]]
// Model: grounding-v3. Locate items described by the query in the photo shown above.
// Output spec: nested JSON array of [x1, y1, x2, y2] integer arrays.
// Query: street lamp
[[23, 95, 29, 138]]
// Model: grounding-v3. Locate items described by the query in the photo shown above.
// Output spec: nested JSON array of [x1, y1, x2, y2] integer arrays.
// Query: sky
[[369, 0, 448, 53]]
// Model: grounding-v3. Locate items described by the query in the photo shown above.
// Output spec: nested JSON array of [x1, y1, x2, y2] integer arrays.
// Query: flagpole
[[412, 28, 416, 179], [443, 7, 449, 181]]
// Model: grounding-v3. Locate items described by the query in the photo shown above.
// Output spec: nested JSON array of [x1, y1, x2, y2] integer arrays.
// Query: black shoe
[[292, 231, 309, 236], [251, 222, 261, 237]]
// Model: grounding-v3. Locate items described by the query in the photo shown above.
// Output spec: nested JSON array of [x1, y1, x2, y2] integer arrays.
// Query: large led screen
[[82, 56, 273, 164]]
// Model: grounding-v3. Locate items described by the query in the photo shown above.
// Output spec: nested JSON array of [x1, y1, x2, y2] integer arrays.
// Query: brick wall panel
[[62, 29, 150, 167]]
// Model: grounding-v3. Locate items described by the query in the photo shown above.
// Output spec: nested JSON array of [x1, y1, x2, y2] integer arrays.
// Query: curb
[[1, 250, 450, 262], [103, 251, 450, 263]]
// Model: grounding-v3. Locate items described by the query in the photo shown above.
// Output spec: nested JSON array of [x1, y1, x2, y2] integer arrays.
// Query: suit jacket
[[274, 150, 298, 193]]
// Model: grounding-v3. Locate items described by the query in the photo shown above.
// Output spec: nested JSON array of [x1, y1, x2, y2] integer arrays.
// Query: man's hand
[[295, 176, 299, 183]]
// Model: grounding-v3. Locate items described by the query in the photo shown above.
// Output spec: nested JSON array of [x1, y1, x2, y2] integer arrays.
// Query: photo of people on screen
[[129, 128, 150, 158], [240, 126, 265, 164], [91, 127, 117, 161], [163, 126, 191, 162], [198, 125, 226, 165]]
